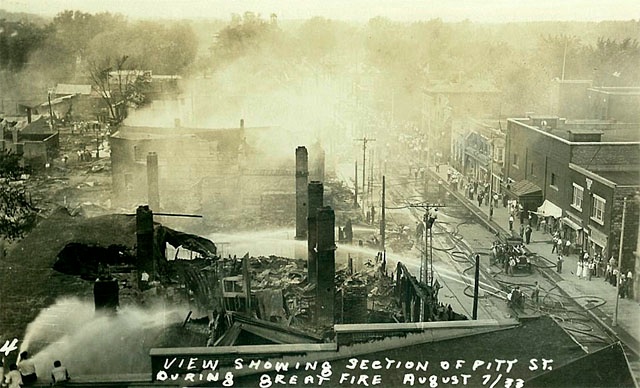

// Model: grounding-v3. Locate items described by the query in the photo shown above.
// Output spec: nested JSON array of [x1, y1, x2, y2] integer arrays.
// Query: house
[[1, 116, 59, 169]]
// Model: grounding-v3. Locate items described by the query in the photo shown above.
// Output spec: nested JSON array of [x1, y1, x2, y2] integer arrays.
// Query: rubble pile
[[250, 255, 313, 326], [335, 253, 399, 323]]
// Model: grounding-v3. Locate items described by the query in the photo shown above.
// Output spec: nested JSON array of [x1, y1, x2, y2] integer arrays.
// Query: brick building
[[554, 80, 640, 123], [450, 118, 506, 194], [422, 80, 501, 165], [505, 116, 640, 297], [110, 123, 315, 227]]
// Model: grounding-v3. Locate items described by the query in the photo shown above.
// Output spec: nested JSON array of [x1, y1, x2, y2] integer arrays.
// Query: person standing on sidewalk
[[576, 260, 583, 279], [509, 215, 514, 231], [564, 239, 572, 255], [524, 225, 532, 244], [588, 260, 594, 281]]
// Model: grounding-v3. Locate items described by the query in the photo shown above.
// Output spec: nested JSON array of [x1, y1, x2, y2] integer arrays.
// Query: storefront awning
[[504, 180, 542, 199], [536, 200, 562, 219], [562, 217, 583, 231]]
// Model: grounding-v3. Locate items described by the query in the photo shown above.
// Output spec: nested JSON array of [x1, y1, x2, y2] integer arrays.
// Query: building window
[[572, 183, 583, 211], [495, 147, 504, 163], [591, 194, 606, 225], [530, 163, 534, 175], [133, 145, 143, 162], [512, 153, 519, 167], [550, 173, 556, 186]]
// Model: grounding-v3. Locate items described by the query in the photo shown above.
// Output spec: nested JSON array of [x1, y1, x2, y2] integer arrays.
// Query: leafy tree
[[87, 55, 152, 125], [0, 150, 35, 240], [210, 12, 281, 67], [0, 20, 45, 71]]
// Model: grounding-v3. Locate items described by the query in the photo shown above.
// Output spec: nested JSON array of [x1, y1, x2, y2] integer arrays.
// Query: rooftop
[[510, 117, 640, 143]]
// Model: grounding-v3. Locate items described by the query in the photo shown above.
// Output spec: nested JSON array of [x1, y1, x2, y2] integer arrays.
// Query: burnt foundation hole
[[53, 243, 134, 280]]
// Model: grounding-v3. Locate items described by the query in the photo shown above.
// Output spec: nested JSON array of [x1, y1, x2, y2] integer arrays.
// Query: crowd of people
[[491, 240, 529, 276], [0, 352, 70, 387]]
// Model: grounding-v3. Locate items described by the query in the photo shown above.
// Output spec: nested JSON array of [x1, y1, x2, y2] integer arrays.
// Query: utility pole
[[355, 136, 376, 204], [47, 88, 55, 133], [354, 160, 358, 207], [472, 253, 480, 320], [561, 39, 569, 81], [416, 203, 444, 287], [613, 196, 627, 327], [489, 132, 495, 221], [380, 175, 386, 251]]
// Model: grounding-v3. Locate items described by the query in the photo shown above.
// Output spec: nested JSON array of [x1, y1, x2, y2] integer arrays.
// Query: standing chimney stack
[[315, 206, 336, 326], [295, 146, 309, 240], [136, 205, 155, 280], [307, 181, 324, 284], [147, 152, 160, 211]]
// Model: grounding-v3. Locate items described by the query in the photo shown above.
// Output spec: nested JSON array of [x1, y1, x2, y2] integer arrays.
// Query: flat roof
[[595, 170, 640, 186], [111, 125, 271, 140]]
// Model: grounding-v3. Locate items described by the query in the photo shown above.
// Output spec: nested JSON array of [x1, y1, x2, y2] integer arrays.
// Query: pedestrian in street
[[564, 239, 571, 255], [627, 271, 634, 297], [519, 224, 525, 239], [504, 254, 510, 274], [524, 225, 532, 244], [556, 255, 564, 273], [588, 260, 594, 281], [531, 281, 540, 304], [477, 193, 483, 207], [509, 215, 514, 231], [509, 257, 516, 276], [51, 360, 70, 386], [493, 193, 499, 208]]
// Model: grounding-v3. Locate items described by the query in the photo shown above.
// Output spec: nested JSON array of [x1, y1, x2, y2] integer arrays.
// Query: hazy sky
[[1, 0, 639, 22]]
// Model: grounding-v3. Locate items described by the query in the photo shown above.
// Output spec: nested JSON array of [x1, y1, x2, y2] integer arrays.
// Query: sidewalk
[[428, 164, 640, 355]]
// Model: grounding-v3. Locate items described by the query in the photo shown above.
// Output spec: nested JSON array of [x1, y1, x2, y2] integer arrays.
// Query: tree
[[87, 55, 151, 125], [0, 150, 35, 241]]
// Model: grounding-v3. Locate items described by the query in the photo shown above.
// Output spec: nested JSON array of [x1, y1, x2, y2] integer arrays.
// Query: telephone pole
[[613, 197, 627, 327], [380, 175, 386, 251], [354, 160, 358, 207], [355, 136, 376, 203]]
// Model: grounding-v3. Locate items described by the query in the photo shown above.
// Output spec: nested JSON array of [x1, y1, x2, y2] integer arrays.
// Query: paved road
[[427, 163, 640, 382]]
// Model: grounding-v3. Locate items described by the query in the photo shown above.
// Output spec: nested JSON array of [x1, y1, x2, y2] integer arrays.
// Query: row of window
[[572, 183, 606, 224], [510, 152, 606, 225]]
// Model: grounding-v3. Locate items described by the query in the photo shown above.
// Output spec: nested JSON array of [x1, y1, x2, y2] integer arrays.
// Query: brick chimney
[[315, 206, 336, 327], [146, 152, 160, 211], [295, 146, 309, 240], [307, 181, 323, 285], [136, 205, 155, 280]]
